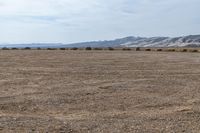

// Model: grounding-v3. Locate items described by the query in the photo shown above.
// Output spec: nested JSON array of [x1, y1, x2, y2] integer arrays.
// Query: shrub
[[108, 47, 114, 50], [122, 48, 131, 51], [12, 48, 18, 50], [167, 49, 175, 52], [37, 47, 41, 50], [2, 47, 9, 50], [60, 48, 66, 50], [190, 49, 198, 52], [47, 48, 57, 50], [93, 47, 103, 50], [24, 47, 31, 50], [182, 49, 187, 52], [136, 47, 140, 51], [157, 49, 162, 51], [85, 47, 92, 50], [70, 47, 78, 50], [145, 48, 151, 51]]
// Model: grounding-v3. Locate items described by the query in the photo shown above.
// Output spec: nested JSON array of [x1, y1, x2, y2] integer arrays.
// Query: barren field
[[0, 50, 200, 132]]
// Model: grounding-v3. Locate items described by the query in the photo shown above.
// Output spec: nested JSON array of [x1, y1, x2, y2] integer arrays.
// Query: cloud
[[0, 0, 199, 43]]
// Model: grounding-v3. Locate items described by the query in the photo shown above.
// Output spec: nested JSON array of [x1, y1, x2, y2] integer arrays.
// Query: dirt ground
[[0, 50, 200, 133]]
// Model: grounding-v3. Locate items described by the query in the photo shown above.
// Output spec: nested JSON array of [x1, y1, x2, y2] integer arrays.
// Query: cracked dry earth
[[0, 50, 200, 132]]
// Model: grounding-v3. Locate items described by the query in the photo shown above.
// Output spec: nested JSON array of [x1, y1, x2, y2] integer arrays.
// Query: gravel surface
[[0, 50, 200, 132]]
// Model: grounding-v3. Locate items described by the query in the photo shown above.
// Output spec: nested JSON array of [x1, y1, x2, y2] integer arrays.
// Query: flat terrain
[[0, 50, 200, 132]]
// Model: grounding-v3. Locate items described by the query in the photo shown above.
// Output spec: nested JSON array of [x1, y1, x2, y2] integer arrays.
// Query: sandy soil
[[0, 50, 200, 132]]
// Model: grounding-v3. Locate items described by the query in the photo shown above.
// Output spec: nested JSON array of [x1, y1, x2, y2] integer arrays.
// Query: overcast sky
[[0, 0, 199, 43]]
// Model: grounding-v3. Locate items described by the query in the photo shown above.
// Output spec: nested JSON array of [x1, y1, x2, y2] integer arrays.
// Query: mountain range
[[65, 35, 200, 48], [1, 35, 200, 48]]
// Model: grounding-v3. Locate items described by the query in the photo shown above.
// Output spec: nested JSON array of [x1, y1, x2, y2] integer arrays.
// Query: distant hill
[[1, 35, 200, 48], [65, 35, 200, 48]]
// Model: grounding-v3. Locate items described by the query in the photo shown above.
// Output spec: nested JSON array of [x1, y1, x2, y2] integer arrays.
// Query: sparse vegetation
[[47, 48, 57, 50], [145, 48, 151, 51], [85, 47, 92, 50], [136, 47, 140, 51], [24, 47, 31, 50], [70, 47, 78, 50], [2, 46, 199, 54], [93, 47, 103, 50], [182, 49, 187, 52], [108, 47, 114, 50], [60, 48, 66, 50], [157, 49, 162, 51], [167, 49, 176, 52], [2, 47, 9, 50], [190, 49, 198, 52], [122, 48, 131, 51], [11, 48, 18, 50]]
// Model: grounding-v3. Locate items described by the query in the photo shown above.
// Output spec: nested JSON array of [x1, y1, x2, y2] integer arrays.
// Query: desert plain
[[0, 50, 200, 132]]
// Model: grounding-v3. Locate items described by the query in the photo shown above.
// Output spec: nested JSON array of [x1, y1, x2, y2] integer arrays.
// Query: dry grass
[[0, 50, 200, 132]]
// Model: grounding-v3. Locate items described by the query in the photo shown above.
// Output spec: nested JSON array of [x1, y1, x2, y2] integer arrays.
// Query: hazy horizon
[[1, 34, 200, 45], [0, 0, 200, 44]]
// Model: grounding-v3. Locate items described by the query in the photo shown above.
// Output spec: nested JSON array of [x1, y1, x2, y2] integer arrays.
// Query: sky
[[0, 0, 200, 44]]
